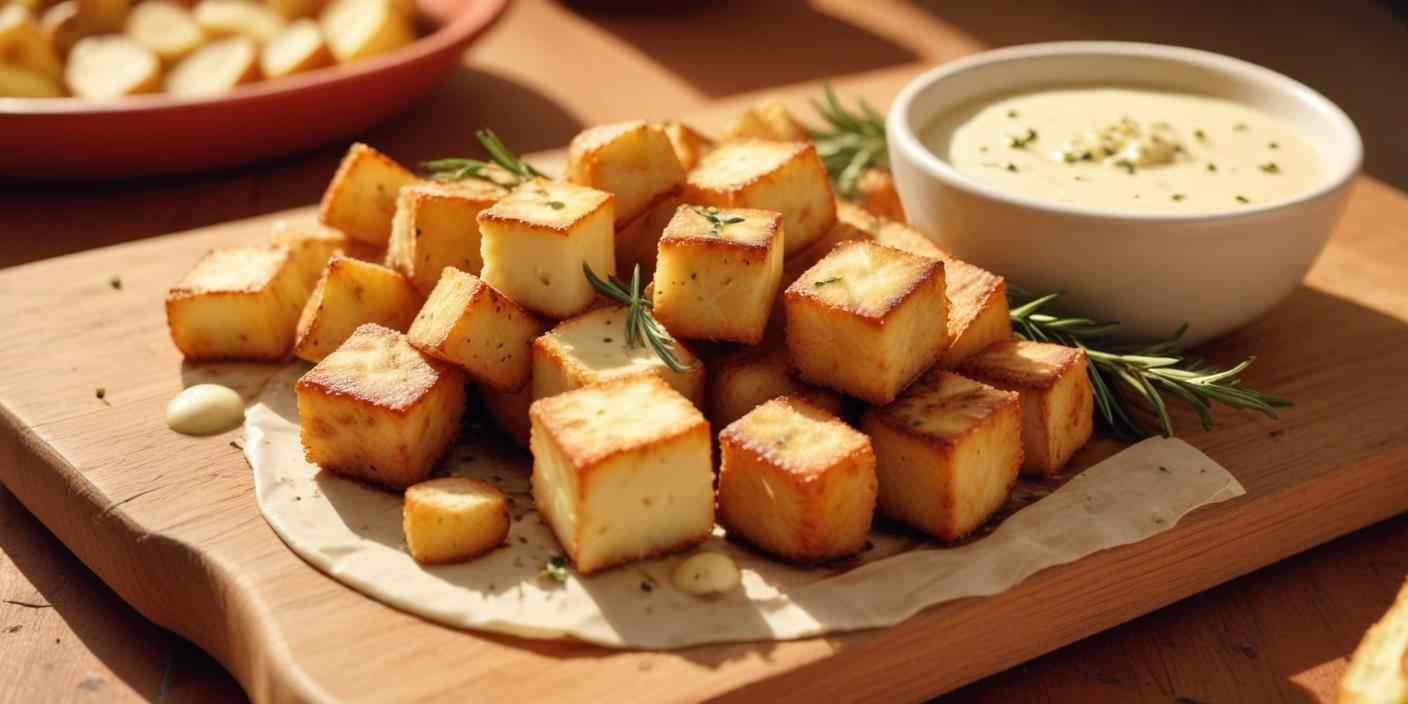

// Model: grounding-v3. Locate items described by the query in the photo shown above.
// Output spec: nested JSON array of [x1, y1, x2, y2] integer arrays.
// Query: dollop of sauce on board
[[924, 87, 1323, 214], [166, 384, 244, 435], [673, 551, 741, 596]]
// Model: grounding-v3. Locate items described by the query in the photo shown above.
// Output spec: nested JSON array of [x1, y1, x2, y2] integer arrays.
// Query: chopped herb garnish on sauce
[[1007, 128, 1038, 149], [1207, 163, 1218, 172], [1193, 129, 1207, 142], [1004, 162, 1019, 173], [1006, 109, 1019, 119], [1260, 162, 1280, 174], [1114, 159, 1136, 175], [1172, 194, 1186, 202], [1234, 122, 1248, 132], [1236, 195, 1250, 204], [814, 276, 843, 288], [1268, 141, 1280, 150]]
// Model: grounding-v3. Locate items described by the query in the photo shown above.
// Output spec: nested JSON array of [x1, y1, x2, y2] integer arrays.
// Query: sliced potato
[[76, 0, 130, 33], [260, 17, 328, 78], [0, 5, 63, 81], [126, 1, 205, 63], [265, 0, 325, 20], [194, 0, 283, 43], [319, 0, 411, 63], [165, 35, 258, 97], [65, 35, 160, 98], [0, 62, 64, 97], [40, 1, 86, 56]]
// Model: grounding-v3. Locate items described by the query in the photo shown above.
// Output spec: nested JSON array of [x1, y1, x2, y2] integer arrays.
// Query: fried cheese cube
[[959, 341, 1094, 475], [717, 397, 876, 563], [936, 256, 1010, 369], [682, 139, 835, 257], [784, 240, 947, 405], [531, 305, 705, 405], [318, 142, 417, 246], [721, 98, 809, 142], [293, 256, 421, 363], [1339, 578, 1408, 704], [477, 179, 615, 319], [529, 375, 714, 575], [662, 120, 714, 171], [319, 0, 412, 62], [406, 267, 545, 392], [651, 205, 783, 345], [613, 194, 679, 284], [862, 371, 1021, 541], [297, 324, 465, 488], [386, 179, 507, 295], [707, 337, 843, 430], [271, 224, 348, 289], [403, 477, 510, 565], [566, 120, 686, 226], [857, 167, 906, 223], [166, 246, 311, 361]]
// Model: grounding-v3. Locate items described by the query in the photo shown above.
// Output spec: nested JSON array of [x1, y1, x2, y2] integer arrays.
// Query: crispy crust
[[167, 246, 292, 297], [718, 396, 867, 480], [783, 240, 945, 324], [659, 205, 782, 250], [663, 120, 715, 172], [866, 372, 1020, 448], [529, 375, 709, 472], [476, 179, 614, 234], [407, 270, 488, 349], [296, 323, 465, 416], [960, 340, 1086, 392], [682, 139, 811, 196], [318, 143, 413, 234]]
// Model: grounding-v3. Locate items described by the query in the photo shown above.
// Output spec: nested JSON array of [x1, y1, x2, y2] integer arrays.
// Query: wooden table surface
[[2, 1, 1406, 701]]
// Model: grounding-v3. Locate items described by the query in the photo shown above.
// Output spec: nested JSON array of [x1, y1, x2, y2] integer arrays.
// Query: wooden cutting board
[[2, 71, 1406, 703]]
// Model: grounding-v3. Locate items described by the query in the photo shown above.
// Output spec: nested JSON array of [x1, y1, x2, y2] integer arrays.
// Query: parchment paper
[[247, 363, 1244, 649]]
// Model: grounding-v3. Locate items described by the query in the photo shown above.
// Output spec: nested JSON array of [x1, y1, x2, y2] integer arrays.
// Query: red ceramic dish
[[0, 0, 507, 182]]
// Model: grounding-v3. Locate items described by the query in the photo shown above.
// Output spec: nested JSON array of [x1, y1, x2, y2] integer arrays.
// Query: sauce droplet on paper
[[166, 384, 244, 436], [673, 551, 741, 596]]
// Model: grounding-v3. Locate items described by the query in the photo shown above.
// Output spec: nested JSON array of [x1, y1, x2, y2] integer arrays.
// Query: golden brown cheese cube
[[477, 179, 615, 319], [531, 305, 705, 405], [271, 224, 348, 290], [386, 179, 507, 295], [784, 240, 948, 405], [484, 382, 532, 448], [0, 5, 62, 81], [651, 205, 783, 345], [529, 375, 714, 575], [319, 143, 416, 246], [1339, 578, 1408, 704], [936, 257, 1010, 369], [662, 120, 714, 172], [857, 167, 906, 223], [403, 477, 510, 565], [722, 98, 809, 142], [406, 268, 545, 392], [717, 397, 876, 563], [959, 341, 1094, 475], [296, 323, 466, 489], [166, 246, 311, 361], [707, 337, 843, 430], [682, 139, 835, 257], [293, 256, 422, 363], [862, 371, 1021, 541], [835, 200, 944, 259], [566, 120, 685, 226], [613, 194, 679, 284]]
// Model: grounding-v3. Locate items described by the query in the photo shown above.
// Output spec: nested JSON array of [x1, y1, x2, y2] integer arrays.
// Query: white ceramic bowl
[[886, 42, 1361, 345]]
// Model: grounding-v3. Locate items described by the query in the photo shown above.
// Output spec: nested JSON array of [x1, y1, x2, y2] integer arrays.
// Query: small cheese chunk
[[64, 35, 161, 98], [386, 179, 507, 295], [293, 256, 422, 363], [478, 179, 615, 319], [166, 246, 311, 361], [319, 0, 412, 62], [722, 99, 809, 142], [662, 120, 714, 172], [407, 268, 545, 392], [707, 336, 843, 430], [862, 371, 1021, 541], [857, 167, 906, 223], [125, 0, 204, 64], [271, 224, 348, 290], [193, 0, 284, 43], [403, 477, 510, 565], [296, 323, 466, 488], [613, 194, 679, 284], [784, 240, 948, 405], [717, 397, 876, 563], [652, 205, 784, 345], [567, 120, 686, 226], [529, 375, 714, 575], [0, 5, 62, 81], [260, 18, 333, 78], [683, 139, 836, 256], [960, 341, 1094, 475], [318, 142, 417, 246], [164, 35, 259, 98], [532, 305, 705, 406]]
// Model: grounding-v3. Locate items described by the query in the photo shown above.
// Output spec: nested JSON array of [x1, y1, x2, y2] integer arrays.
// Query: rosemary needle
[[421, 128, 547, 187], [809, 82, 888, 199], [582, 264, 693, 374]]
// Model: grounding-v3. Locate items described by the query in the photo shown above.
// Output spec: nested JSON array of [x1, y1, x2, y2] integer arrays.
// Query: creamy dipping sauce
[[166, 384, 244, 436], [673, 551, 741, 596], [924, 87, 1322, 214]]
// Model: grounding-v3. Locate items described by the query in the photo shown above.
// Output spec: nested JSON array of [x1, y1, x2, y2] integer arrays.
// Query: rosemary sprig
[[691, 205, 745, 236], [809, 82, 888, 199], [421, 128, 547, 187], [582, 264, 693, 373], [1008, 287, 1292, 439]]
